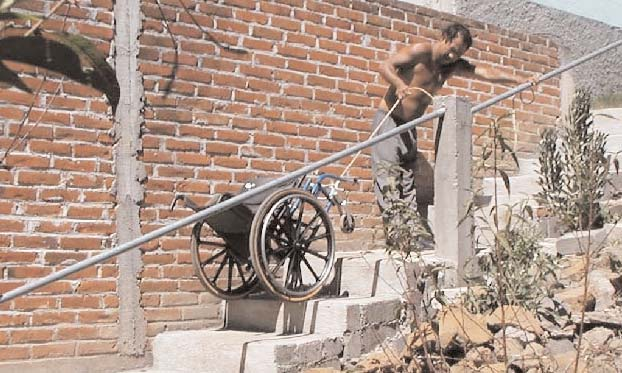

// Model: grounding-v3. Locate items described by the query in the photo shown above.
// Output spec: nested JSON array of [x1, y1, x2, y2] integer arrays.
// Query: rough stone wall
[[0, 0, 559, 368]]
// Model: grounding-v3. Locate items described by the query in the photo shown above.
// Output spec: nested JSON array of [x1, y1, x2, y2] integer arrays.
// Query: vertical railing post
[[433, 96, 474, 287]]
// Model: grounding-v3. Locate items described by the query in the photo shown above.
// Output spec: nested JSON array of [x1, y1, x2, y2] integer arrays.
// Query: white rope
[[332, 86, 434, 196]]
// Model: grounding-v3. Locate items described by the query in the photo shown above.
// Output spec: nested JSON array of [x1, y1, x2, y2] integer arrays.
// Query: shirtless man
[[373, 22, 523, 219]]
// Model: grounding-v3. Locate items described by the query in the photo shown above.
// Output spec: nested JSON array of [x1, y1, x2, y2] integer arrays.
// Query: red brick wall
[[0, 0, 559, 365], [0, 0, 118, 363]]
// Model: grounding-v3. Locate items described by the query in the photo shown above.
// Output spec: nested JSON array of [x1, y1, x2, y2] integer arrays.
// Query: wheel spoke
[[227, 256, 233, 292], [286, 253, 303, 290], [212, 253, 228, 282], [293, 199, 306, 238], [304, 232, 329, 245], [267, 230, 289, 246], [201, 249, 226, 267], [294, 259, 303, 289], [234, 257, 248, 287], [301, 255, 320, 282], [302, 248, 328, 261], [271, 247, 295, 275], [199, 239, 226, 247], [285, 254, 296, 287], [299, 211, 321, 242]]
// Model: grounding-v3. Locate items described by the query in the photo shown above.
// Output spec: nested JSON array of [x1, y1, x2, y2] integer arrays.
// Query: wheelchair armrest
[[170, 194, 222, 212]]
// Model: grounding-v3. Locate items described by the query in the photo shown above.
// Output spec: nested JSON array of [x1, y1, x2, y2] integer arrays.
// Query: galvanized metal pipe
[[1, 39, 621, 304], [472, 38, 622, 113]]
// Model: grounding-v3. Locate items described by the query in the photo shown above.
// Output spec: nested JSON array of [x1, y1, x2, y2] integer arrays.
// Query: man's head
[[438, 23, 472, 65]]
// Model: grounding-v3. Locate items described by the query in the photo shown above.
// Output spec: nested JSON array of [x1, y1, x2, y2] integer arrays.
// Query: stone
[[554, 287, 596, 314], [304, 369, 341, 373], [523, 342, 544, 357], [509, 355, 542, 372], [544, 338, 576, 356], [449, 359, 476, 373], [465, 346, 496, 367], [559, 256, 587, 282], [601, 245, 622, 271], [512, 350, 587, 373], [538, 297, 556, 310], [587, 357, 618, 373], [582, 326, 614, 347], [539, 315, 574, 338], [403, 323, 437, 354], [588, 269, 617, 310], [354, 350, 401, 372], [548, 351, 587, 372], [486, 306, 544, 336], [477, 363, 506, 372], [570, 309, 622, 328], [608, 338, 622, 350], [496, 326, 537, 345], [439, 306, 493, 348], [449, 360, 505, 373], [493, 337, 524, 361]]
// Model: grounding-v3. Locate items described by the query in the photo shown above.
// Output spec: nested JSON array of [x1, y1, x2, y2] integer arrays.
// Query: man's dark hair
[[442, 23, 472, 49]]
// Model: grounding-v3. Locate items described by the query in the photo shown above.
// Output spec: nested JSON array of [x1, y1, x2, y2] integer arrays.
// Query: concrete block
[[359, 298, 402, 326], [553, 228, 607, 255], [373, 258, 409, 297], [310, 296, 401, 335], [226, 296, 320, 335], [243, 333, 344, 373], [540, 238, 558, 256], [337, 251, 384, 297], [517, 158, 539, 176], [593, 108, 622, 138], [604, 223, 622, 241], [342, 331, 363, 359], [308, 297, 364, 335], [225, 297, 283, 333], [153, 330, 272, 373], [604, 173, 622, 199], [481, 175, 540, 207]]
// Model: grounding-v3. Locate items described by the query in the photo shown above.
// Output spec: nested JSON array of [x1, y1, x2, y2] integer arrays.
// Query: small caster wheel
[[340, 214, 355, 233]]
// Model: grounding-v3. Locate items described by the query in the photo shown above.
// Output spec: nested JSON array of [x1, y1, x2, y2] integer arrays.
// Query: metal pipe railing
[[1, 39, 621, 304]]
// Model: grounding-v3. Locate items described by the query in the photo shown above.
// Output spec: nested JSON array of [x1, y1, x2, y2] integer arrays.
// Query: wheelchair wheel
[[191, 220, 258, 299], [249, 188, 335, 302]]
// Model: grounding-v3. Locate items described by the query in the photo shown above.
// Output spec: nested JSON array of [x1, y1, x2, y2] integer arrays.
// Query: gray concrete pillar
[[114, 0, 147, 356], [433, 96, 474, 287]]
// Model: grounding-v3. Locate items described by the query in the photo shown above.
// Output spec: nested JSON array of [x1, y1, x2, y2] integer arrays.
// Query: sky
[[531, 0, 622, 27]]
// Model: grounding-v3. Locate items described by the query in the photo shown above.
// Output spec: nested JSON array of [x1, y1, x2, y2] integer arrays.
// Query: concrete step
[[151, 295, 403, 373], [118, 250, 438, 373], [225, 294, 402, 335]]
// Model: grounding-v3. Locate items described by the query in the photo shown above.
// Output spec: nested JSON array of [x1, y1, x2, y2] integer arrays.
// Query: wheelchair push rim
[[250, 188, 335, 302]]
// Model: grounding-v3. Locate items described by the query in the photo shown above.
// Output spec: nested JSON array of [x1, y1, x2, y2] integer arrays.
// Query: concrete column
[[433, 96, 474, 287], [114, 0, 147, 356]]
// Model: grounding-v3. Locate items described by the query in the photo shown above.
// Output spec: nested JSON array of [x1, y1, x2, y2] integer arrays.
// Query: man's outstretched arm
[[452, 59, 524, 85]]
